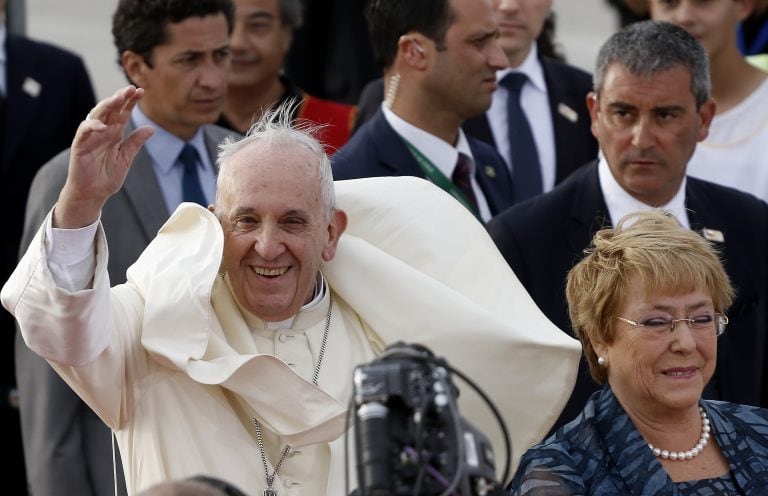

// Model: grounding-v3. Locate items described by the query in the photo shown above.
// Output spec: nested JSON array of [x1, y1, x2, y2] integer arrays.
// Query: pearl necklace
[[648, 406, 711, 461], [253, 292, 333, 496]]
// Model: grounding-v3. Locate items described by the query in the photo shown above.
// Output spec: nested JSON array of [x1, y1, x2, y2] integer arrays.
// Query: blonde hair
[[566, 211, 733, 384]]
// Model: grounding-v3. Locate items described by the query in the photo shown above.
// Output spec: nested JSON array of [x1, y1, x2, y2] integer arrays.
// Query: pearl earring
[[597, 356, 607, 366]]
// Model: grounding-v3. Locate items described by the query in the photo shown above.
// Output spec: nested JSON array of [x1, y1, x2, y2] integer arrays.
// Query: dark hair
[[364, 0, 454, 70], [594, 20, 711, 107], [112, 0, 235, 68]]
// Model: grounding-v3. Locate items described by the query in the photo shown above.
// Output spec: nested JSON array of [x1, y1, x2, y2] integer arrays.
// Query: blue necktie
[[452, 153, 479, 213], [501, 72, 542, 203], [179, 143, 207, 206]]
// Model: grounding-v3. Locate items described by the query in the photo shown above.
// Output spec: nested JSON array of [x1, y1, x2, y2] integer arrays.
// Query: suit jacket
[[463, 56, 598, 186], [509, 386, 768, 495], [2, 34, 95, 273], [332, 109, 516, 217], [14, 121, 234, 496], [488, 161, 768, 432], [0, 32, 96, 495]]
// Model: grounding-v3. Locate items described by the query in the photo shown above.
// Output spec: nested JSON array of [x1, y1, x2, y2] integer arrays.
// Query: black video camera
[[351, 342, 506, 496]]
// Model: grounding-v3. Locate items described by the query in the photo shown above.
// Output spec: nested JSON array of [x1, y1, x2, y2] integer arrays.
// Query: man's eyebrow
[[282, 209, 310, 219], [605, 101, 636, 111], [246, 10, 276, 21], [229, 206, 256, 218], [467, 28, 498, 42], [651, 105, 685, 114]]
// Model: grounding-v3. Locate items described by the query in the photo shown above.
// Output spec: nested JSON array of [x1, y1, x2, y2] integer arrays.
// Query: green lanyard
[[402, 139, 481, 220]]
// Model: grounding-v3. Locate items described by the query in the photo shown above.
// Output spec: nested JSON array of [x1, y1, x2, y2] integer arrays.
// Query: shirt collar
[[132, 104, 207, 174], [382, 104, 473, 179], [598, 156, 690, 229], [496, 44, 546, 93]]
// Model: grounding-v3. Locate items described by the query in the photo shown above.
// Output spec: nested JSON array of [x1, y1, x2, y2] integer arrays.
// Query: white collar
[[382, 105, 473, 179], [598, 157, 690, 229], [495, 44, 546, 93]]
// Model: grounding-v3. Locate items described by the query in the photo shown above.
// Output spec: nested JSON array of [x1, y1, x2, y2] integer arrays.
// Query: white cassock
[[2, 177, 580, 494]]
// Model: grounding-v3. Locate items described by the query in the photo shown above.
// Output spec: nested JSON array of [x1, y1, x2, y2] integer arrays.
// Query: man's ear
[[586, 92, 600, 140], [697, 97, 717, 143], [122, 50, 150, 88], [322, 209, 348, 262], [398, 33, 429, 70], [737, 0, 756, 22]]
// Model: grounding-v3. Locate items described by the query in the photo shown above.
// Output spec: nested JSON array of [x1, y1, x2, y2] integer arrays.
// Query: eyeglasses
[[616, 313, 728, 339]]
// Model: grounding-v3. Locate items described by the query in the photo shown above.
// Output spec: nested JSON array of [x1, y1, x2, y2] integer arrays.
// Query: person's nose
[[669, 319, 698, 353], [668, 3, 698, 30], [488, 37, 509, 71], [496, 0, 520, 13], [252, 224, 286, 260], [630, 116, 656, 150], [197, 57, 228, 91], [229, 22, 248, 52]]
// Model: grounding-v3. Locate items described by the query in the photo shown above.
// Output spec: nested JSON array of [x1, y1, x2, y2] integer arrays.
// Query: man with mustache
[[488, 19, 768, 435]]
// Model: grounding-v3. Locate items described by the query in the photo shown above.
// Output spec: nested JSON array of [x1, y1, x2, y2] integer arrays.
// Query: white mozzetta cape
[[3, 177, 580, 494]]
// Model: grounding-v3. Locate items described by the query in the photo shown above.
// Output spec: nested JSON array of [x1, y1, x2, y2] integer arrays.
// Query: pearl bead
[[648, 405, 711, 462]]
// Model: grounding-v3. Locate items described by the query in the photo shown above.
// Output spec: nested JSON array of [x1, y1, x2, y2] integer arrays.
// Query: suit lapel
[[119, 120, 171, 239], [567, 162, 611, 253], [371, 110, 430, 177], [469, 138, 514, 215], [684, 179, 727, 241], [462, 114, 496, 148]]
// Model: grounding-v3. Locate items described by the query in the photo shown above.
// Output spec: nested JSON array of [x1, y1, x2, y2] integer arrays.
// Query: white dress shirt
[[487, 45, 556, 192], [382, 105, 492, 221], [132, 105, 218, 211], [598, 157, 690, 229]]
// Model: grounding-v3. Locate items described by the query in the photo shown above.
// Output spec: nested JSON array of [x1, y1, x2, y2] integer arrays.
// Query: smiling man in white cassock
[[1, 85, 580, 494]]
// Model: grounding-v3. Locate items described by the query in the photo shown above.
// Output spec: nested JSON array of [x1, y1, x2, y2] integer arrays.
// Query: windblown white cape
[[2, 177, 580, 494]]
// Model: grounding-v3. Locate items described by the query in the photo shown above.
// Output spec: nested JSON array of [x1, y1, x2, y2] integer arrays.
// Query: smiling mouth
[[663, 368, 696, 377], [252, 266, 288, 277]]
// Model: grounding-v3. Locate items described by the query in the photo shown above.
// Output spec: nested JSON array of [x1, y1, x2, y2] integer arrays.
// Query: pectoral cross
[[264, 489, 277, 496]]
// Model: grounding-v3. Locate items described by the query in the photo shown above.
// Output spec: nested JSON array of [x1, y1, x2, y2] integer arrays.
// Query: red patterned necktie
[[452, 152, 479, 212]]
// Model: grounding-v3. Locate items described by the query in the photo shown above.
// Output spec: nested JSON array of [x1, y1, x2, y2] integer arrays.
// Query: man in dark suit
[[0, 0, 96, 492], [14, 1, 237, 495], [463, 1, 597, 199], [332, 0, 514, 222], [489, 20, 768, 434]]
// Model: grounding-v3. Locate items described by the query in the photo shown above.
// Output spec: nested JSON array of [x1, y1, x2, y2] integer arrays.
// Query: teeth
[[666, 370, 692, 376], [252, 266, 288, 276]]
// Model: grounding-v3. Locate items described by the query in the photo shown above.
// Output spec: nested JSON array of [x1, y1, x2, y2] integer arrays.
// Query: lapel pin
[[701, 228, 724, 243], [558, 102, 578, 123], [484, 165, 496, 179], [22, 77, 42, 98]]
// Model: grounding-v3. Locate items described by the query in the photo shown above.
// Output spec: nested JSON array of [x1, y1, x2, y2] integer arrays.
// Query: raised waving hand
[[54, 86, 155, 228]]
